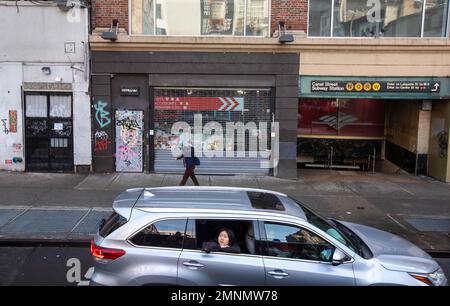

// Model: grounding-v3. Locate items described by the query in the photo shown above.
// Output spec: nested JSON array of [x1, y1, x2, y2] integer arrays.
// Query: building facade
[[0, 1, 91, 173], [89, 0, 450, 181]]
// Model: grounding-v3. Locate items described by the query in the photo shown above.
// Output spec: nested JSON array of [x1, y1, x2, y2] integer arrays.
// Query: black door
[[25, 93, 74, 172]]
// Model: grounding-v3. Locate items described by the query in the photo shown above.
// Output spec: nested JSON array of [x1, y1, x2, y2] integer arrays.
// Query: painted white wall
[[0, 63, 25, 171], [72, 68, 91, 166], [0, 1, 91, 171], [1, 1, 88, 63]]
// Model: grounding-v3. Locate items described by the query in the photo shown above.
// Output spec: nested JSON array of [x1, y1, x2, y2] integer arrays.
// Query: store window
[[131, 0, 270, 36], [298, 98, 385, 137], [308, 0, 450, 37], [308, 0, 332, 36], [423, 0, 449, 37], [131, 0, 155, 35]]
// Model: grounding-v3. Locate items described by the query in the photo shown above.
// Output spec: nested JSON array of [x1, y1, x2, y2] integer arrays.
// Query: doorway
[[24, 93, 73, 172]]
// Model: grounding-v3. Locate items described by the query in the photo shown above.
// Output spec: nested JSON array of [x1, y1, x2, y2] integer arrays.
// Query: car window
[[248, 192, 285, 211], [99, 212, 127, 238], [130, 219, 187, 249], [184, 219, 255, 254], [262, 222, 335, 262]]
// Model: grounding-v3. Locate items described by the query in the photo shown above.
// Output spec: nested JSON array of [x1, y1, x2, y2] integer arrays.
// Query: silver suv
[[90, 186, 447, 286]]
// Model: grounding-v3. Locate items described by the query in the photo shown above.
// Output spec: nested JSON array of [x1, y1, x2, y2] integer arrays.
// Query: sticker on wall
[[12, 143, 22, 152], [115, 110, 144, 172], [9, 111, 17, 133], [5, 160, 12, 165]]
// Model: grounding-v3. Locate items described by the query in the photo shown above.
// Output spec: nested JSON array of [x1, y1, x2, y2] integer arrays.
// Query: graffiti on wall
[[437, 131, 448, 158], [94, 101, 111, 128], [94, 130, 111, 152], [27, 120, 47, 136], [115, 110, 143, 172], [1, 119, 9, 135], [9, 111, 17, 133]]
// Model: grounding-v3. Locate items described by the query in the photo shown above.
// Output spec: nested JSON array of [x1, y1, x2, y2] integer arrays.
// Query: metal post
[[330, 146, 333, 171], [372, 148, 376, 173]]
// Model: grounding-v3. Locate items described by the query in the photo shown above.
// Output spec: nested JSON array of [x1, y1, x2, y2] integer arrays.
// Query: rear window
[[247, 192, 284, 211], [99, 212, 127, 238], [130, 219, 187, 249]]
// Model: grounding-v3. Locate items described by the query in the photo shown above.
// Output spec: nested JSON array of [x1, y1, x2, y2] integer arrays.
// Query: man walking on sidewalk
[[177, 144, 200, 186]]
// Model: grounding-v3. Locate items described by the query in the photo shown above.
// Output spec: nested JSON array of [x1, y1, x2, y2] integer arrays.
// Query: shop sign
[[155, 96, 244, 111], [311, 81, 440, 93], [120, 87, 140, 96]]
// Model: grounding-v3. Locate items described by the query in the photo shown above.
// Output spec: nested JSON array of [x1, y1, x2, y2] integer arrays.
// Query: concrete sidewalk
[[0, 170, 449, 252]]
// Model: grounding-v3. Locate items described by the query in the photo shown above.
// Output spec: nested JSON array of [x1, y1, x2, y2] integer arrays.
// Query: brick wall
[[271, 0, 308, 35], [91, 0, 128, 31]]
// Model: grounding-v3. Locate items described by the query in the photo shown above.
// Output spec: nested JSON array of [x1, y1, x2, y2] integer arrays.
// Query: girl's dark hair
[[216, 227, 235, 246]]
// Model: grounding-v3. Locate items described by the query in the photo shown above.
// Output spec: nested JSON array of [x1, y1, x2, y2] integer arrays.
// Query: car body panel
[[177, 250, 265, 286]]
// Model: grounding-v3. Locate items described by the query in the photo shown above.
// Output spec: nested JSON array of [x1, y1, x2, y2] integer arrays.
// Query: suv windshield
[[291, 198, 359, 254]]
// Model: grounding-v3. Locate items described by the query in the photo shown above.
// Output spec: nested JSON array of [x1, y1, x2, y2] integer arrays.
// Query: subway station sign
[[311, 80, 441, 93], [300, 76, 449, 99]]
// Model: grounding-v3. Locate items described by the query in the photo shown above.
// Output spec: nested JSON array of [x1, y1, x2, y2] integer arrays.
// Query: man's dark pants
[[180, 166, 200, 186]]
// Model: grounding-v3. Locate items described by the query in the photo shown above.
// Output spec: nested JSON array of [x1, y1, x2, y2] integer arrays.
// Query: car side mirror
[[332, 249, 347, 266]]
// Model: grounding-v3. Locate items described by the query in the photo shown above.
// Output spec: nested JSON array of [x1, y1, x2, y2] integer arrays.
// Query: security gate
[[153, 88, 273, 174], [115, 110, 144, 172], [24, 93, 73, 172]]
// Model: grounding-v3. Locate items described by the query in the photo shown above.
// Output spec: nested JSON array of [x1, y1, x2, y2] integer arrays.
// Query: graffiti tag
[[117, 145, 139, 167], [437, 131, 448, 158], [94, 130, 111, 152], [94, 130, 109, 141], [94, 101, 111, 128], [1, 119, 9, 135], [116, 117, 140, 130], [28, 120, 47, 136], [94, 140, 112, 152]]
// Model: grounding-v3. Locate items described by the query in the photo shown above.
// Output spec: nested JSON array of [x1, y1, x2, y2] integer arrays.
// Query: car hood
[[338, 221, 439, 274]]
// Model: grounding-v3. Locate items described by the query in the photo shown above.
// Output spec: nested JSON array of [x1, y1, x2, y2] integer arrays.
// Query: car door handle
[[268, 270, 289, 278], [183, 261, 204, 269]]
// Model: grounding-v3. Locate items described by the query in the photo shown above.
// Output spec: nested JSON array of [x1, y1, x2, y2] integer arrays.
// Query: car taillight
[[90, 240, 125, 260]]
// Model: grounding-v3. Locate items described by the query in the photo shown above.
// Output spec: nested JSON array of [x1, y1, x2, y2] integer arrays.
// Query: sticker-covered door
[[115, 110, 144, 172]]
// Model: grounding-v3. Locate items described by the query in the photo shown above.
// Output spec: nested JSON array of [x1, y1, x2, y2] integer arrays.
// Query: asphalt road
[[0, 246, 448, 286]]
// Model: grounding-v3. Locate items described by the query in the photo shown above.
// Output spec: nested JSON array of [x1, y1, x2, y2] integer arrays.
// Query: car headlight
[[410, 268, 447, 286]]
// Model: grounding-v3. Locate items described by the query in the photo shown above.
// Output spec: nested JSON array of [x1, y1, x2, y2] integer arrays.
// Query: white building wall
[[0, 64, 25, 171], [0, 1, 90, 171]]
